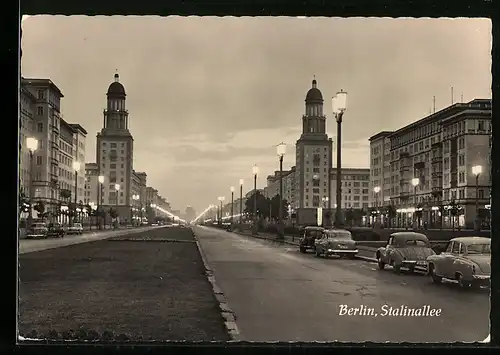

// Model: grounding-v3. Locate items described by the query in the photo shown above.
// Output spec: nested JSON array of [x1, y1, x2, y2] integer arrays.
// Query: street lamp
[[132, 194, 140, 226], [72, 161, 81, 227], [373, 186, 381, 225], [276, 142, 286, 239], [332, 90, 348, 228], [114, 184, 120, 224], [26, 137, 38, 228], [239, 179, 244, 225], [230, 186, 235, 226], [472, 165, 483, 230], [411, 177, 420, 228], [252, 165, 259, 230]]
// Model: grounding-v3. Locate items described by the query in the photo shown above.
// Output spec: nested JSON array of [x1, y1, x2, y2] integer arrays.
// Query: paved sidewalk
[[19, 226, 164, 254]]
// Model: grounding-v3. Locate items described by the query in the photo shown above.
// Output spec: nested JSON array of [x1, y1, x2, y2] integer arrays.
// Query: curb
[[355, 255, 378, 263], [191, 229, 241, 341]]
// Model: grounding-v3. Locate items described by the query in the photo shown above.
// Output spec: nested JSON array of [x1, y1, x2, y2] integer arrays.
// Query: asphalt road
[[193, 226, 490, 343]]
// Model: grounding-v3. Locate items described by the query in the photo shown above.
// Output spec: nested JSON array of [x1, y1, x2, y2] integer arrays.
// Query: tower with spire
[[95, 72, 135, 219], [294, 77, 333, 216]]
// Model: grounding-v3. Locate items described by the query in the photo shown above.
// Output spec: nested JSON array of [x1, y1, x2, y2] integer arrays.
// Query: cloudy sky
[[21, 16, 491, 214]]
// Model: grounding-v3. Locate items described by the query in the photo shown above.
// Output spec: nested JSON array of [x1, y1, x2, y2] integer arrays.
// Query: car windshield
[[405, 239, 428, 247], [32, 223, 45, 228], [74, 223, 82, 228], [466, 243, 491, 255]]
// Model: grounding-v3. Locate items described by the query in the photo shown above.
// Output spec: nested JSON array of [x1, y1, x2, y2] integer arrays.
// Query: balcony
[[431, 156, 442, 164], [431, 141, 442, 148], [399, 165, 410, 173], [399, 152, 410, 159], [431, 171, 442, 178], [414, 161, 425, 169], [50, 156, 59, 165]]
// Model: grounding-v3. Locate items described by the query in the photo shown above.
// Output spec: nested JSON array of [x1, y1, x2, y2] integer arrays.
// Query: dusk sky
[[21, 16, 491, 214]]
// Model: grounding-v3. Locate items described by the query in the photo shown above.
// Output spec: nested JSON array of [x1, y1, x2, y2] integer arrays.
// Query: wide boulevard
[[194, 225, 489, 343]]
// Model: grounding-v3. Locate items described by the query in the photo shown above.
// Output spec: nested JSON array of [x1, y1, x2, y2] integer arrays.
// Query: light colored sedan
[[376, 232, 435, 273], [427, 237, 490, 289], [66, 222, 83, 235], [314, 229, 358, 258]]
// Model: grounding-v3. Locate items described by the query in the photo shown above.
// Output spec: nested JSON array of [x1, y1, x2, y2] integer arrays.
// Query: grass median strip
[[19, 228, 230, 342]]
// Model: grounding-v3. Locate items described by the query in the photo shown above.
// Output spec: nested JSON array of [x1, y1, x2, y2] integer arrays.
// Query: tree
[[244, 190, 269, 219], [109, 208, 118, 219], [269, 194, 289, 220], [34, 200, 46, 217], [60, 189, 71, 201], [449, 199, 461, 230], [345, 208, 356, 227]]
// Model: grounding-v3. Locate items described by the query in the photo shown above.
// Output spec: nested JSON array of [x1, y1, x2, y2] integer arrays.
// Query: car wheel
[[377, 258, 386, 270], [299, 247, 306, 253], [429, 265, 442, 284], [315, 249, 321, 257], [348, 254, 357, 259], [408, 266, 415, 273], [457, 274, 471, 289]]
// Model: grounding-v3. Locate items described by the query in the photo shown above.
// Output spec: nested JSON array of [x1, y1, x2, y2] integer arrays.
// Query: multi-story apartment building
[[369, 131, 392, 208], [386, 99, 491, 228], [19, 86, 37, 196], [330, 168, 371, 210], [84, 163, 99, 205], [21, 78, 64, 215], [70, 124, 87, 204]]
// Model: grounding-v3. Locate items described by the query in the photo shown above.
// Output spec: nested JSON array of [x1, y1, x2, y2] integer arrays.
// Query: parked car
[[427, 237, 490, 288], [299, 226, 324, 253], [376, 232, 435, 273], [46, 223, 65, 238], [26, 222, 48, 239], [66, 222, 83, 235], [314, 229, 358, 258]]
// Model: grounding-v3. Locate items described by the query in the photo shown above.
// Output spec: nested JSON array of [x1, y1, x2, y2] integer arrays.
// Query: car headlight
[[472, 264, 476, 274]]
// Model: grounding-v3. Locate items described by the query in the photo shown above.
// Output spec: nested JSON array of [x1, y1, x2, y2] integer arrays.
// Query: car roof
[[390, 232, 429, 241], [451, 236, 490, 245]]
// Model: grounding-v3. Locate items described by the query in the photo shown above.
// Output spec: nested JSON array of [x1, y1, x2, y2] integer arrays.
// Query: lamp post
[[132, 194, 140, 226], [252, 165, 259, 232], [239, 179, 244, 226], [472, 165, 482, 231], [98, 175, 105, 229], [114, 183, 120, 226], [72, 161, 81, 227], [276, 142, 286, 239], [26, 137, 38, 228], [332, 90, 348, 228], [411, 177, 420, 228], [373, 186, 381, 226], [230, 187, 235, 226]]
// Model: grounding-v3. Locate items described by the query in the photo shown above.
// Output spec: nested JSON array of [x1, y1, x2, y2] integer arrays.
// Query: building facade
[[330, 168, 371, 210], [19, 86, 37, 196], [84, 163, 99, 205], [381, 99, 491, 228], [369, 131, 392, 208], [95, 73, 135, 220]]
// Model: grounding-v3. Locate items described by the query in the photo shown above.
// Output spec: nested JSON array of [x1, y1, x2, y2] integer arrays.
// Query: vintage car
[[427, 237, 490, 288], [299, 226, 324, 253], [66, 222, 84, 235], [314, 229, 358, 258], [46, 223, 65, 238], [25, 222, 48, 239], [376, 232, 435, 273]]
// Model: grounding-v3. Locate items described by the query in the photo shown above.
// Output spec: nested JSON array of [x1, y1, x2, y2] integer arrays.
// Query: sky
[[21, 16, 492, 214]]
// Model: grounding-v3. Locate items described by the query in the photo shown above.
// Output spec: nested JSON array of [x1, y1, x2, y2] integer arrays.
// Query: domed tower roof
[[305, 78, 323, 103], [107, 73, 126, 97]]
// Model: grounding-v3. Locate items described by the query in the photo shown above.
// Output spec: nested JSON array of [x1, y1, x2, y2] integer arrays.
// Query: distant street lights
[[218, 196, 225, 225], [26, 137, 38, 228], [332, 90, 348, 228], [72, 161, 81, 226], [98, 175, 105, 229], [239, 179, 244, 225], [133, 194, 140, 226], [114, 184, 120, 221], [373, 186, 381, 225], [277, 142, 286, 239], [411, 178, 420, 228], [472, 165, 483, 231], [230, 186, 235, 226], [252, 165, 259, 230]]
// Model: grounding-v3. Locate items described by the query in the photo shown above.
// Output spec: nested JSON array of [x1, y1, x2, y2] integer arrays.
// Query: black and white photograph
[[18, 15, 491, 343]]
